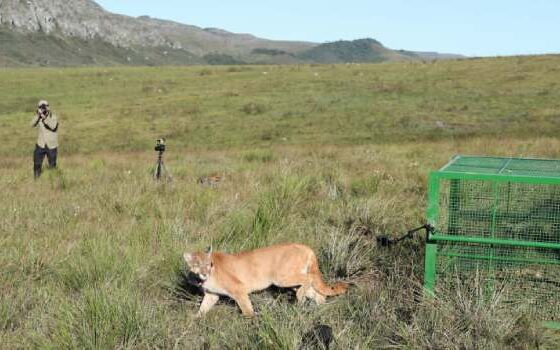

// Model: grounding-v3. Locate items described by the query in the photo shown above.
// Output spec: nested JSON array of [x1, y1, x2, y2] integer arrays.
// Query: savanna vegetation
[[1, 55, 560, 348]]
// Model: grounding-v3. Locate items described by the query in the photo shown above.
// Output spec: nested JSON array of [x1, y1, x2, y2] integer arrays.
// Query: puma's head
[[183, 251, 213, 282]]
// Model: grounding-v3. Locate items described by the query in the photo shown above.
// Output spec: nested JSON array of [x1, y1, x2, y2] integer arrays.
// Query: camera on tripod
[[153, 138, 168, 181], [155, 138, 166, 153]]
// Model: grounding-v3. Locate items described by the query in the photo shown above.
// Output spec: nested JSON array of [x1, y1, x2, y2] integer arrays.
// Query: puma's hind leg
[[311, 289, 326, 305], [296, 285, 326, 304], [296, 283, 312, 303], [301, 287, 326, 305], [279, 273, 312, 303]]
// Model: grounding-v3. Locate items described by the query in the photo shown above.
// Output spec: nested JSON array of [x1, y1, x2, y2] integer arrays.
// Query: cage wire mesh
[[425, 156, 560, 322]]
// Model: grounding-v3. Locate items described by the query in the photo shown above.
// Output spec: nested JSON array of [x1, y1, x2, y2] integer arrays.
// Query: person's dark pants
[[33, 145, 57, 178]]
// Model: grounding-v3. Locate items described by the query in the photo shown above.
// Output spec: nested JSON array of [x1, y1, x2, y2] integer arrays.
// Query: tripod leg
[[154, 159, 162, 180], [161, 161, 172, 182], [153, 152, 169, 181], [161, 162, 170, 181]]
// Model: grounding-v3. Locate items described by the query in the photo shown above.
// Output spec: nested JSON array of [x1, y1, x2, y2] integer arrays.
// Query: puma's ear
[[205, 245, 213, 261], [206, 247, 213, 267]]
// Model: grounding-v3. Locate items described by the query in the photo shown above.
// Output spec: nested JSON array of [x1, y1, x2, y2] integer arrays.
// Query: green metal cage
[[424, 155, 560, 325]]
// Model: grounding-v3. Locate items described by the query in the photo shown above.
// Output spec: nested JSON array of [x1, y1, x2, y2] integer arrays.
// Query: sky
[[95, 0, 559, 57]]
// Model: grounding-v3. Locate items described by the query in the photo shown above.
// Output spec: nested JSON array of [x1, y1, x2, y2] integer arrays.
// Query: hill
[[297, 38, 413, 63], [0, 0, 461, 66]]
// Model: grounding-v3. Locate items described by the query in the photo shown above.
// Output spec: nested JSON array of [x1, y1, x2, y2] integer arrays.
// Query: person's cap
[[37, 100, 49, 108]]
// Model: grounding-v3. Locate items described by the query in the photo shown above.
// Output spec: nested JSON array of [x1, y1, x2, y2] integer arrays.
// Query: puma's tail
[[309, 255, 348, 297]]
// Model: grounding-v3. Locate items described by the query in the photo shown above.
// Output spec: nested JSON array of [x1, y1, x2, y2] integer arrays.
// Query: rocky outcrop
[[0, 0, 461, 66], [0, 0, 313, 56]]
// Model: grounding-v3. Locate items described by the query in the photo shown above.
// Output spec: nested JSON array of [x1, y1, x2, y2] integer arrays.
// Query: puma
[[183, 243, 348, 317]]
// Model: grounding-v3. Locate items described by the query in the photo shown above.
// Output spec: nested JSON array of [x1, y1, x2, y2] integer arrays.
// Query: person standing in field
[[30, 100, 59, 178]]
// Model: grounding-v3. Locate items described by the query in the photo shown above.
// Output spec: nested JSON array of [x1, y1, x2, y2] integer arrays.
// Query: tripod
[[153, 150, 168, 181]]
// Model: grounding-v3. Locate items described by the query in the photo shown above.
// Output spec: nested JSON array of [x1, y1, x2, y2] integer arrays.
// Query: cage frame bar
[[428, 234, 560, 250]]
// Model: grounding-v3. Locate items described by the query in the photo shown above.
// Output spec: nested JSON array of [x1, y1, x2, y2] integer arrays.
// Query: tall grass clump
[[45, 168, 69, 191], [44, 289, 157, 349], [318, 225, 373, 279], [389, 275, 555, 349], [242, 148, 276, 163], [253, 306, 307, 349], [349, 176, 380, 197], [0, 286, 36, 334], [54, 235, 136, 292], [217, 175, 313, 250]]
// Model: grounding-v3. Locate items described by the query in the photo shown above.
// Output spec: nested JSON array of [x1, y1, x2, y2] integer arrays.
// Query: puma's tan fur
[[183, 243, 348, 317]]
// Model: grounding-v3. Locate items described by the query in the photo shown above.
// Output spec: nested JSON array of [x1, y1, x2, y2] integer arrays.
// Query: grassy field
[[1, 56, 560, 348], [1, 54, 560, 156]]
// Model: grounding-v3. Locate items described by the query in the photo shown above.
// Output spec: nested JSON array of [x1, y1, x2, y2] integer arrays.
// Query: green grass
[[2, 56, 560, 348], [1, 54, 560, 157]]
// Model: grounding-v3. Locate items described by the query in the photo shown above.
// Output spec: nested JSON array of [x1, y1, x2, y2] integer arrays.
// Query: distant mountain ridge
[[0, 0, 463, 66]]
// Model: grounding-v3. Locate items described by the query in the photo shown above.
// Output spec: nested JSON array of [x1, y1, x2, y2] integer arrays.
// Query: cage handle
[[376, 224, 434, 247]]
